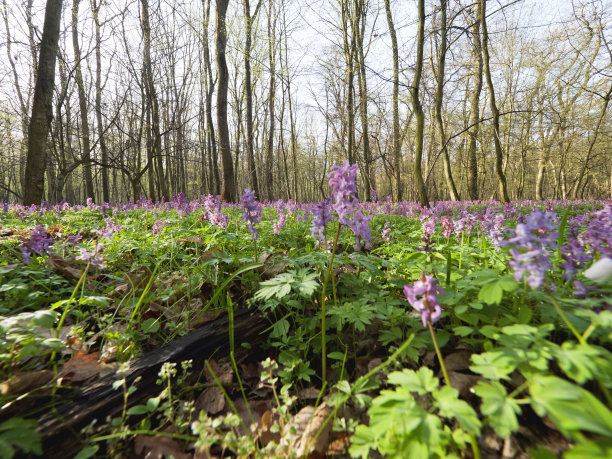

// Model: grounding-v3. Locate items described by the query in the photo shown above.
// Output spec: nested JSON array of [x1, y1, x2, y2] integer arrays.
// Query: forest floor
[[1, 196, 612, 458]]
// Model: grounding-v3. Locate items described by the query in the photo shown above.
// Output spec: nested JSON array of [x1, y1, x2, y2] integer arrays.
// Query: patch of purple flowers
[[241, 189, 262, 240], [76, 243, 106, 269], [328, 161, 358, 225], [503, 209, 558, 289], [381, 221, 391, 242], [311, 200, 333, 243], [21, 225, 54, 263], [403, 274, 444, 327]]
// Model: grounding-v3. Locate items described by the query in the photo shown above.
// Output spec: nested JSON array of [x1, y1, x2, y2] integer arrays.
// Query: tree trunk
[[434, 0, 460, 201], [23, 0, 63, 206], [72, 0, 95, 201], [265, 0, 277, 200], [383, 0, 401, 201], [411, 0, 429, 207], [215, 0, 235, 202], [91, 0, 110, 203], [243, 0, 261, 198], [342, 0, 356, 165], [141, 0, 168, 201], [467, 5, 482, 201], [480, 0, 510, 203]]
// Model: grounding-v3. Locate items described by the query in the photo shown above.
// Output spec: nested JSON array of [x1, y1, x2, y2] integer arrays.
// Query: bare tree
[[23, 0, 63, 205]]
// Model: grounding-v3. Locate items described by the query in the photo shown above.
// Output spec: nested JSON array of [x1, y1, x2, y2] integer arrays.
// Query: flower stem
[[428, 320, 450, 386], [320, 223, 341, 387]]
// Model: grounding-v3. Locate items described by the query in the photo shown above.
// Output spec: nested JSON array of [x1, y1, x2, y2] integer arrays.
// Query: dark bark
[[72, 0, 95, 201], [383, 0, 401, 201], [434, 0, 460, 201], [480, 0, 510, 203], [467, 9, 482, 201], [411, 0, 429, 207], [243, 0, 261, 197], [216, 0, 236, 202], [23, 0, 63, 206]]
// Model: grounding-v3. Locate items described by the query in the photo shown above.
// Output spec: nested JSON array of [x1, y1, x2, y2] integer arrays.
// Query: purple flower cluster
[[327, 161, 373, 251], [381, 221, 391, 242], [241, 189, 262, 240], [440, 217, 453, 240], [403, 274, 444, 327], [21, 225, 54, 263], [504, 209, 558, 289], [328, 161, 359, 226], [311, 200, 333, 243], [152, 219, 166, 234], [76, 243, 106, 269], [92, 217, 121, 239], [272, 211, 287, 235]]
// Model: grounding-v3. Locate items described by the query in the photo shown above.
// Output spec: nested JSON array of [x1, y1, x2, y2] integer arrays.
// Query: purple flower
[[503, 209, 558, 289], [241, 189, 262, 240], [21, 225, 54, 263], [92, 217, 121, 239], [152, 219, 166, 234], [311, 200, 333, 243], [403, 275, 444, 327], [349, 211, 373, 252], [382, 221, 391, 242], [328, 161, 358, 225], [273, 211, 287, 235], [440, 217, 453, 240], [76, 243, 106, 269]]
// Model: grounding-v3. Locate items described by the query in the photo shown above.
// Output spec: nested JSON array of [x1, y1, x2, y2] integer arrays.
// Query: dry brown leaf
[[443, 350, 472, 372], [205, 359, 233, 386], [133, 434, 191, 459], [47, 252, 86, 281], [327, 432, 351, 456], [57, 351, 100, 385], [447, 371, 481, 400], [0, 370, 54, 396], [281, 402, 333, 458], [196, 386, 225, 414]]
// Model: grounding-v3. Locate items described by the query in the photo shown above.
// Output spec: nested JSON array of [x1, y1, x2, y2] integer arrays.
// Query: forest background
[[0, 0, 610, 206]]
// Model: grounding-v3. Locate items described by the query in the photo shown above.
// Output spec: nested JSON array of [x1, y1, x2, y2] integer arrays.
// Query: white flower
[[584, 257, 612, 284]]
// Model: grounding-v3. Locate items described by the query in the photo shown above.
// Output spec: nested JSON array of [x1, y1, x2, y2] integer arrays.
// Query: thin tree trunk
[[434, 0, 460, 201], [467, 5, 482, 201], [480, 0, 510, 203], [342, 0, 356, 165], [411, 0, 429, 207], [141, 0, 168, 200], [91, 0, 110, 202], [243, 0, 261, 197], [383, 0, 401, 201], [265, 0, 277, 200], [23, 0, 63, 206], [72, 0, 95, 201], [215, 0, 235, 202]]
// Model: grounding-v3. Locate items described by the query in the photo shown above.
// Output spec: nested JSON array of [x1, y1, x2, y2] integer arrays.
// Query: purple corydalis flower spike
[[403, 274, 444, 327]]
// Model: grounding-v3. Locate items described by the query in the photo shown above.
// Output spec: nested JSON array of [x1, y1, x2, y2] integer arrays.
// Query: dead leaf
[[47, 252, 86, 282], [281, 401, 333, 457], [133, 434, 191, 459], [327, 432, 351, 455], [196, 387, 225, 414], [205, 359, 233, 386], [447, 371, 481, 400], [300, 387, 322, 400], [443, 350, 472, 372], [0, 370, 54, 396], [57, 351, 100, 385]]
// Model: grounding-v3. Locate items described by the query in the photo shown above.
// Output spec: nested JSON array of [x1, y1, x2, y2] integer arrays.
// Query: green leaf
[[453, 326, 473, 337], [387, 367, 438, 395], [530, 375, 612, 439], [472, 381, 521, 438], [31, 310, 58, 328], [147, 396, 161, 412], [327, 351, 346, 361], [478, 282, 503, 305], [126, 405, 148, 416], [0, 418, 42, 455], [470, 350, 518, 381], [435, 386, 482, 435], [555, 342, 611, 384], [74, 445, 100, 459], [141, 318, 160, 334], [563, 438, 612, 459]]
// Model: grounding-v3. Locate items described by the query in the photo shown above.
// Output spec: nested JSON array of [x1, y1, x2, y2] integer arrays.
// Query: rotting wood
[[32, 308, 267, 458]]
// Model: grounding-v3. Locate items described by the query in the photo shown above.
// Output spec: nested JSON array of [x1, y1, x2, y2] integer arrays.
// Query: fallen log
[[35, 308, 268, 458]]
